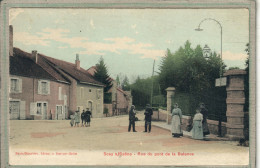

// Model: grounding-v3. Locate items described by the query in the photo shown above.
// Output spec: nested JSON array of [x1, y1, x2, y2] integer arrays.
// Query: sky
[[9, 8, 249, 82]]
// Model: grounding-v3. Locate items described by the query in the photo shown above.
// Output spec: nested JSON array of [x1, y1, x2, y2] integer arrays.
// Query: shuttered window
[[38, 80, 50, 95], [10, 77, 22, 93]]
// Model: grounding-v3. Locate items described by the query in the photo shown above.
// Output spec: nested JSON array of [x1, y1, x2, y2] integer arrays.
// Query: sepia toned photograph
[[0, 0, 256, 167]]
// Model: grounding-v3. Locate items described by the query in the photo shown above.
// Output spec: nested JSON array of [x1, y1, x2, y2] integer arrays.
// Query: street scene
[[6, 7, 252, 166], [9, 112, 249, 165]]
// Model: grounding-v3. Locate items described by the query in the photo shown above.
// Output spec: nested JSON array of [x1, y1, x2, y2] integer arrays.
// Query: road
[[9, 112, 249, 166]]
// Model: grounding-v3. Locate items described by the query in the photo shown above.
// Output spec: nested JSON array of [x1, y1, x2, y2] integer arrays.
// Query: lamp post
[[195, 18, 223, 78], [195, 18, 223, 137], [203, 44, 211, 60]]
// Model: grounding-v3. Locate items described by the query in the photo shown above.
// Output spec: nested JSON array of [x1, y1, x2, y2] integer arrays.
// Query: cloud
[[9, 8, 24, 23], [14, 28, 165, 59], [14, 32, 50, 46], [131, 24, 137, 29], [222, 51, 247, 61], [90, 19, 95, 29]]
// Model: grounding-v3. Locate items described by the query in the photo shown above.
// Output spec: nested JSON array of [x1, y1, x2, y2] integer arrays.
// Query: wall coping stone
[[226, 123, 244, 129], [224, 69, 246, 76], [166, 87, 176, 91]]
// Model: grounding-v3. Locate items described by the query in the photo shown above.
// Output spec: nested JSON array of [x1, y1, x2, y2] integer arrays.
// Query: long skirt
[[192, 120, 203, 140], [171, 115, 182, 136], [203, 119, 210, 135]]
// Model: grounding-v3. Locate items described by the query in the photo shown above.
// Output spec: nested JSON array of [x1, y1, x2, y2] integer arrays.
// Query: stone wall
[[152, 109, 227, 136]]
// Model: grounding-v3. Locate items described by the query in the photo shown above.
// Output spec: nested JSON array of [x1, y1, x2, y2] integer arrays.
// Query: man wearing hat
[[144, 104, 153, 133], [81, 110, 86, 127], [128, 105, 137, 132], [85, 108, 92, 127]]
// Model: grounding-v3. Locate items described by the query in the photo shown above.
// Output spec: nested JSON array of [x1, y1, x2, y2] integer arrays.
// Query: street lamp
[[195, 18, 223, 78], [203, 44, 211, 60], [195, 18, 224, 137]]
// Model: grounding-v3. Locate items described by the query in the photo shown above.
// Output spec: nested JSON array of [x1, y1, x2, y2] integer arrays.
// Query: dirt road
[[9, 112, 249, 166]]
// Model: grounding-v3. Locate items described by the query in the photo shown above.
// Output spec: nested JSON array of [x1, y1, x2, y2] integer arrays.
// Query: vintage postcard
[[0, 0, 256, 167]]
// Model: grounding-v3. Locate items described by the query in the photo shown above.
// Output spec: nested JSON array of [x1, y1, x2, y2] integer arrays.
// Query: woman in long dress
[[171, 103, 182, 138], [191, 109, 204, 140], [74, 111, 80, 127]]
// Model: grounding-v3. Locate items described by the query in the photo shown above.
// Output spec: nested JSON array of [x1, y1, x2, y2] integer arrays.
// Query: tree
[[244, 43, 249, 141], [158, 41, 227, 119], [158, 41, 225, 95], [121, 76, 130, 91], [116, 75, 120, 86], [94, 57, 113, 93]]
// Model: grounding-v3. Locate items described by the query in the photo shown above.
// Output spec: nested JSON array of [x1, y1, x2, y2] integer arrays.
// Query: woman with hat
[[171, 103, 183, 138]]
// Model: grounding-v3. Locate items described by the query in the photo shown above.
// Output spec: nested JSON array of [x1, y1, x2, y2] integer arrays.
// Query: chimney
[[32, 50, 38, 63], [9, 25, 13, 56], [75, 54, 80, 70]]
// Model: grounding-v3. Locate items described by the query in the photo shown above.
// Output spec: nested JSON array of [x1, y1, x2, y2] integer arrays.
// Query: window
[[10, 78, 22, 93], [56, 105, 63, 114], [96, 89, 102, 99], [37, 103, 42, 115], [30, 102, 48, 115], [80, 87, 84, 98], [38, 80, 50, 95], [58, 87, 62, 100], [89, 89, 92, 92]]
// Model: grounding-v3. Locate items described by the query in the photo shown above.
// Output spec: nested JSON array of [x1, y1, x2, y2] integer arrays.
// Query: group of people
[[70, 108, 92, 127], [171, 103, 210, 140], [128, 104, 153, 133]]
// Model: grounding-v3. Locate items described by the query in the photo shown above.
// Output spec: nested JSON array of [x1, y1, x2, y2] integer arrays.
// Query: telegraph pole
[[150, 60, 155, 106]]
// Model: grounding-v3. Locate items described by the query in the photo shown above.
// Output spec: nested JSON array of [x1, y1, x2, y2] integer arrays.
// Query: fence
[[172, 87, 227, 122]]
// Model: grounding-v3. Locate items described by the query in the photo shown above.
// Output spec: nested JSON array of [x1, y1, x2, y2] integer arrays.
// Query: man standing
[[144, 104, 153, 133], [81, 110, 86, 127], [85, 108, 92, 127], [128, 105, 137, 132]]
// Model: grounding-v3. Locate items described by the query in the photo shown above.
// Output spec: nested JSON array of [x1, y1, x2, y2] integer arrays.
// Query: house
[[86, 66, 132, 116], [10, 48, 71, 120], [116, 88, 132, 115], [9, 25, 104, 119], [41, 55, 104, 118]]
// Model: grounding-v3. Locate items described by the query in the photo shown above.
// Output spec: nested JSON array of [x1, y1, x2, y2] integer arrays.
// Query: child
[[70, 114, 75, 127]]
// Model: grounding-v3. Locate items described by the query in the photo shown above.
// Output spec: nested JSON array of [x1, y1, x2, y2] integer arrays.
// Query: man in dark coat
[[128, 105, 137, 132], [81, 110, 86, 127], [199, 103, 210, 136], [144, 104, 153, 133], [85, 108, 92, 127]]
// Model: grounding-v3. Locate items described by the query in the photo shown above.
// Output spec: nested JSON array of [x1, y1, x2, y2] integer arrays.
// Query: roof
[[10, 48, 62, 82], [41, 55, 104, 87], [117, 87, 127, 96]]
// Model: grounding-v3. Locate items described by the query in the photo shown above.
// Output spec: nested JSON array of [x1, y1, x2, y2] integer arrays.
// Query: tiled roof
[[117, 87, 127, 96], [42, 55, 104, 86], [10, 49, 56, 81], [12, 48, 70, 83]]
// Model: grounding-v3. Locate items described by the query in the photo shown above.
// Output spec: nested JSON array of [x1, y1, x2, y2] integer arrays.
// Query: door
[[88, 101, 93, 112], [42, 103, 47, 119], [9, 101, 20, 120]]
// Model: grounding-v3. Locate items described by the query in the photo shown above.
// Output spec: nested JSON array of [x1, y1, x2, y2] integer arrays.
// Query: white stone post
[[166, 87, 176, 124]]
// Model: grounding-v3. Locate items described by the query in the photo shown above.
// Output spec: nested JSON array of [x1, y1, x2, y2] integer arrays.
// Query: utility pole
[[150, 60, 155, 106]]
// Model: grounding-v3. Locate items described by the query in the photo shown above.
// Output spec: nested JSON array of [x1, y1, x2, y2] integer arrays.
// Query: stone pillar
[[224, 69, 246, 140], [166, 87, 175, 124]]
